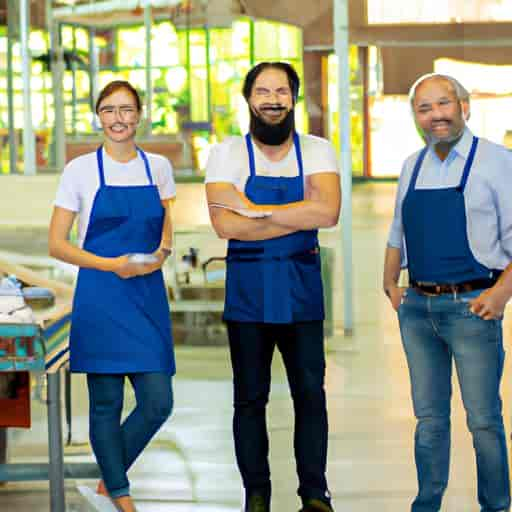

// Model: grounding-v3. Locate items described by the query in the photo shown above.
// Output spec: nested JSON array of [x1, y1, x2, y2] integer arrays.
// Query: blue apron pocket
[[225, 260, 264, 321], [289, 251, 324, 321]]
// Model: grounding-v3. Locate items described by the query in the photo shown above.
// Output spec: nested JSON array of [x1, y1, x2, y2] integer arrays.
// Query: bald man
[[383, 73, 512, 512]]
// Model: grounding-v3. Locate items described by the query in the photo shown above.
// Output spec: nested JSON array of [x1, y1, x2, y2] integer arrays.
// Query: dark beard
[[434, 132, 464, 154], [249, 108, 295, 146]]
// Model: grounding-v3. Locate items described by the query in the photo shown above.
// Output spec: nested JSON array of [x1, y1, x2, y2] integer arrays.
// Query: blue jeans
[[87, 373, 173, 498], [226, 321, 330, 509], [398, 288, 510, 512]]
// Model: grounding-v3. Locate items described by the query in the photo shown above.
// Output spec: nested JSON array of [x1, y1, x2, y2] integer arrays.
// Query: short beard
[[249, 107, 295, 146], [427, 127, 464, 146]]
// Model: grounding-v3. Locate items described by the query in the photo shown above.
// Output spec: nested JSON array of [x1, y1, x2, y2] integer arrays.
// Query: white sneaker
[[77, 485, 120, 512]]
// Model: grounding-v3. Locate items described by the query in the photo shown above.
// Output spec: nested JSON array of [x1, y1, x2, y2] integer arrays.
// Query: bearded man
[[205, 62, 341, 512], [383, 73, 512, 512]]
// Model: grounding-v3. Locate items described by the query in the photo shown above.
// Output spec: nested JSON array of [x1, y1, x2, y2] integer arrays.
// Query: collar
[[451, 127, 474, 159]]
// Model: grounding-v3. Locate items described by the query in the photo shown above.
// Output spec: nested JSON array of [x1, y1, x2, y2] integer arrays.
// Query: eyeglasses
[[98, 105, 139, 119]]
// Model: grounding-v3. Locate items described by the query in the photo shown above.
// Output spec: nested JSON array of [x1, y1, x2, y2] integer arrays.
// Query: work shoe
[[246, 493, 270, 512], [299, 498, 335, 512]]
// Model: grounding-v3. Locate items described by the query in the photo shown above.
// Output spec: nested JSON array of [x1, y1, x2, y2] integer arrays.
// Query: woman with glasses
[[49, 80, 175, 512]]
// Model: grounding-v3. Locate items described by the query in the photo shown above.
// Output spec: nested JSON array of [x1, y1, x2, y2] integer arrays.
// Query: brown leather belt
[[411, 278, 498, 296]]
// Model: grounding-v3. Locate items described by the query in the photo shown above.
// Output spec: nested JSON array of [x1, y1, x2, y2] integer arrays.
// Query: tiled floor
[[1, 181, 511, 511]]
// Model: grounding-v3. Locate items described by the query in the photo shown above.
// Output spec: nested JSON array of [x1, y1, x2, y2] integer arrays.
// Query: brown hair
[[95, 80, 142, 114]]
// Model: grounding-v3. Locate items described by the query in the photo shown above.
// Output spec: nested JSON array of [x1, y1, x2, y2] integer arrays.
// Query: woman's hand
[[111, 249, 170, 279], [138, 249, 169, 276], [110, 255, 147, 279]]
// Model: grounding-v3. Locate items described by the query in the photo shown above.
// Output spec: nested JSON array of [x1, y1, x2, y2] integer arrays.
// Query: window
[[368, 0, 512, 24]]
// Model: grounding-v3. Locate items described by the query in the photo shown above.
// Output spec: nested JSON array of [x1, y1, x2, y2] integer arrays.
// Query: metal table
[[0, 319, 99, 512]]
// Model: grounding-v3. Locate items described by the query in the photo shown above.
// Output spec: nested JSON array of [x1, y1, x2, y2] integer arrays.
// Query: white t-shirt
[[205, 134, 339, 191], [55, 148, 176, 247]]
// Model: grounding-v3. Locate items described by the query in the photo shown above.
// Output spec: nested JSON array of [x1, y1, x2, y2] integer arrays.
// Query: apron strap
[[293, 132, 304, 178], [458, 136, 479, 193], [96, 146, 106, 188], [408, 146, 428, 193], [137, 147, 154, 185], [293, 132, 305, 200], [245, 134, 256, 178]]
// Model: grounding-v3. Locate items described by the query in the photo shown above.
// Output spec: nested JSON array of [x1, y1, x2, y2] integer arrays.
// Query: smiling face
[[413, 77, 468, 144], [248, 67, 294, 125], [97, 87, 141, 144]]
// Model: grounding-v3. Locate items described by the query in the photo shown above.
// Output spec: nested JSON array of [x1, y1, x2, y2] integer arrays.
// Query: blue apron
[[224, 133, 324, 323], [70, 147, 175, 374], [402, 136, 497, 283]]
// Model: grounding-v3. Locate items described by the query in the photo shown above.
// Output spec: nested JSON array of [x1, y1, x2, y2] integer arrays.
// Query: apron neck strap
[[245, 134, 257, 177], [408, 146, 428, 192], [96, 146, 153, 187], [458, 136, 478, 192], [293, 132, 304, 178], [245, 132, 304, 178], [96, 146, 106, 188], [137, 147, 153, 185]]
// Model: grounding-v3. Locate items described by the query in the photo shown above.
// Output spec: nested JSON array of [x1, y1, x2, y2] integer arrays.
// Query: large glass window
[[209, 26, 249, 140], [0, 28, 53, 173], [62, 25, 92, 134], [368, 0, 512, 24], [53, 18, 306, 143]]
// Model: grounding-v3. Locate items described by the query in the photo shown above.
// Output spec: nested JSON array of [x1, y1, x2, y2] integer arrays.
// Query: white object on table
[[127, 253, 159, 264]]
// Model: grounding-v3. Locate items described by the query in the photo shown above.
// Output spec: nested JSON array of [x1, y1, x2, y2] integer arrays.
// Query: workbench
[[0, 258, 99, 512]]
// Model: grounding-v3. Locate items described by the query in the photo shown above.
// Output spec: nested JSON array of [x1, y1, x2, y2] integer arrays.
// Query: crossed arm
[[206, 172, 341, 241], [48, 199, 174, 278]]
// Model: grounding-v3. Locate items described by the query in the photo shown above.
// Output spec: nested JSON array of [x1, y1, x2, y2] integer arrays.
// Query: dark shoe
[[246, 494, 269, 512], [299, 498, 334, 512]]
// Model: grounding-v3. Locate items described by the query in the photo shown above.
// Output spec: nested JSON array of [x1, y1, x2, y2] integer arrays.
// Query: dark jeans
[[226, 320, 330, 507], [87, 372, 173, 498]]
